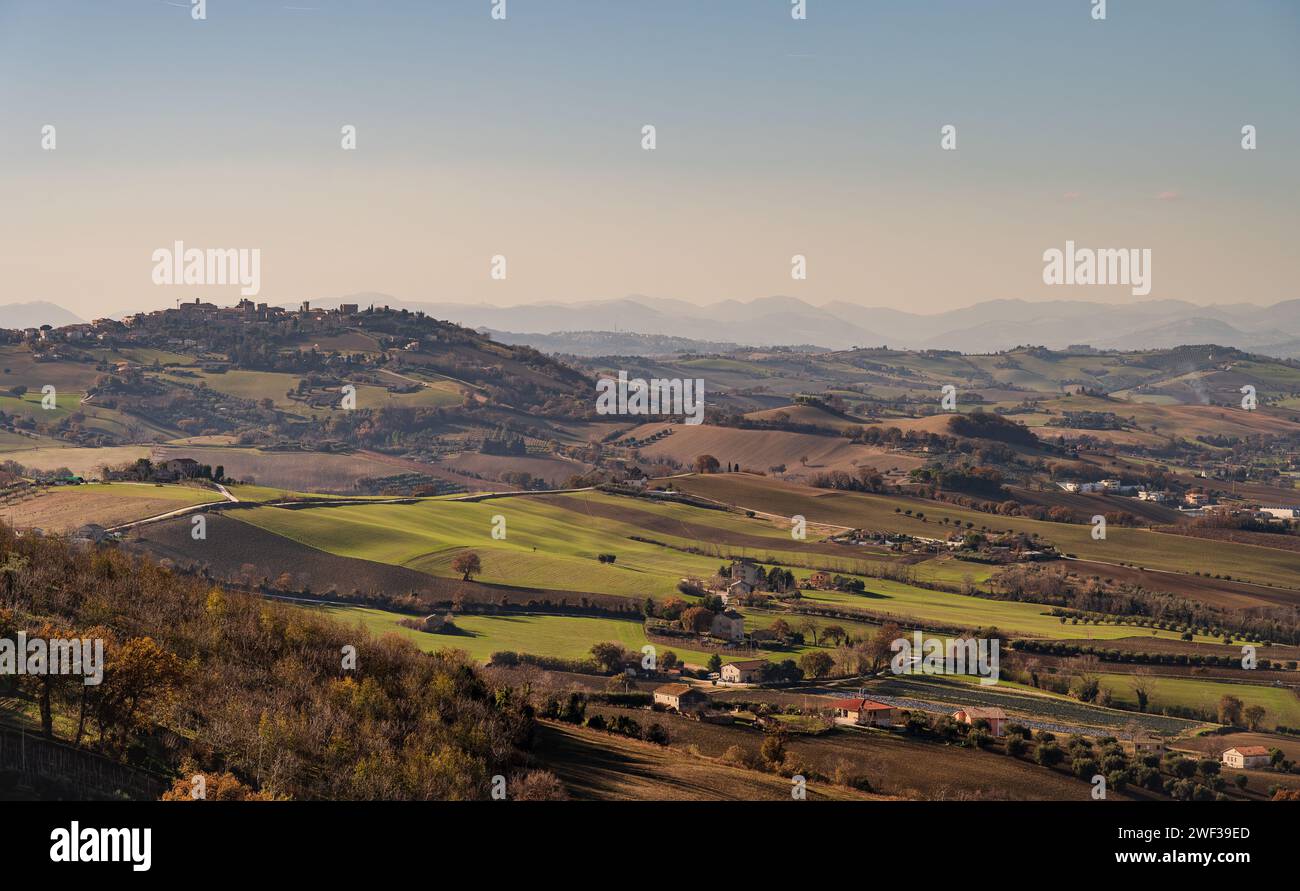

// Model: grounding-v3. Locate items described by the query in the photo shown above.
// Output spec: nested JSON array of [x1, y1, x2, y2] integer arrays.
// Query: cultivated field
[[667, 474, 1300, 594], [625, 422, 924, 478], [534, 722, 887, 801], [0, 482, 222, 532]]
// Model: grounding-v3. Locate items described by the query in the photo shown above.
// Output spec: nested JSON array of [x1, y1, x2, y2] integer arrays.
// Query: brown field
[[1173, 731, 1300, 763], [290, 331, 384, 353], [0, 485, 217, 533], [440, 451, 592, 487], [1034, 428, 1165, 448], [533, 721, 888, 801], [1056, 635, 1300, 664], [147, 445, 496, 494], [1011, 487, 1186, 525], [578, 704, 1127, 801], [1028, 652, 1296, 687], [626, 422, 922, 478], [0, 445, 153, 476], [1065, 559, 1300, 612], [1158, 525, 1300, 554], [743, 403, 874, 431]]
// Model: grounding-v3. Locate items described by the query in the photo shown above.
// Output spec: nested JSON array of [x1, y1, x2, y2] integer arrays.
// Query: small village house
[[710, 609, 746, 642], [729, 558, 763, 587], [653, 683, 709, 713], [723, 579, 753, 604], [1122, 735, 1166, 757], [720, 659, 767, 684], [827, 698, 902, 728], [1222, 746, 1271, 769], [952, 706, 1008, 736]]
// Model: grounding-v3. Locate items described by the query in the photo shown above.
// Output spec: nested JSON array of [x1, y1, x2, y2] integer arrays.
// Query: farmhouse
[[653, 683, 709, 713], [827, 697, 902, 728], [952, 706, 1007, 736], [1122, 735, 1166, 757], [720, 659, 767, 684], [729, 558, 763, 587], [72, 524, 110, 545], [807, 571, 832, 590], [710, 609, 746, 642], [724, 579, 753, 603], [158, 458, 201, 480], [1222, 746, 1271, 769]]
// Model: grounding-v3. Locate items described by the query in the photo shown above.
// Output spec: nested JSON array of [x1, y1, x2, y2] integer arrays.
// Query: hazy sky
[[1, 0, 1298, 319]]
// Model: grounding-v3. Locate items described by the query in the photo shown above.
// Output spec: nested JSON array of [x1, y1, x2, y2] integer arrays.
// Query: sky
[[1, 0, 1298, 319]]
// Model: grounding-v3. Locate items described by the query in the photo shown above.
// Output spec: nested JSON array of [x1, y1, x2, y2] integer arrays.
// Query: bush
[[1036, 742, 1064, 766], [721, 745, 759, 770], [760, 733, 787, 769]]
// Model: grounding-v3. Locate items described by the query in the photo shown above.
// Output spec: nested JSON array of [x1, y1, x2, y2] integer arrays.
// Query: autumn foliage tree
[[0, 523, 537, 800], [680, 606, 714, 634], [694, 454, 720, 474], [451, 550, 482, 582]]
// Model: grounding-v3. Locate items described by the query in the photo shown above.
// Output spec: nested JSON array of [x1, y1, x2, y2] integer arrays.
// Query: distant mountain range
[[326, 294, 1300, 357], [15, 293, 1300, 357], [0, 301, 85, 329]]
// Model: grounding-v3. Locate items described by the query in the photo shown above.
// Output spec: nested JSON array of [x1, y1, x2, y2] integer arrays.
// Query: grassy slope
[[1097, 673, 1300, 730], [239, 492, 1226, 644], [667, 474, 1300, 591]]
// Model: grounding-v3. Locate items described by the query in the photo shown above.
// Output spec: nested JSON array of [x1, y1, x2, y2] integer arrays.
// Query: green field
[[229, 490, 1243, 643], [233, 496, 729, 599], [801, 582, 1221, 643], [161, 367, 462, 416], [311, 604, 741, 666], [85, 481, 225, 503], [1097, 673, 1300, 730], [669, 475, 1300, 592]]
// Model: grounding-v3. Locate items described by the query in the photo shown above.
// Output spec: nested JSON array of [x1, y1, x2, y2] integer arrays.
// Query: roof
[[955, 707, 1007, 720], [654, 683, 695, 697], [827, 698, 895, 713], [723, 659, 767, 670], [1226, 746, 1271, 757], [720, 609, 745, 619]]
